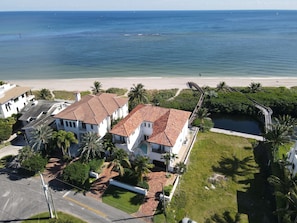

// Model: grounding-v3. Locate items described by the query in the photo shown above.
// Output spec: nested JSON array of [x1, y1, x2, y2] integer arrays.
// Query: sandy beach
[[8, 77, 297, 91]]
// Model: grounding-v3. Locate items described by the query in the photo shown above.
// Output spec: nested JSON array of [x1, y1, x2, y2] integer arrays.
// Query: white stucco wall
[[287, 141, 297, 176]]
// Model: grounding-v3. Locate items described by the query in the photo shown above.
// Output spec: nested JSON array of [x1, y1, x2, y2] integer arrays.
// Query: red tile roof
[[110, 104, 191, 147], [54, 93, 128, 125]]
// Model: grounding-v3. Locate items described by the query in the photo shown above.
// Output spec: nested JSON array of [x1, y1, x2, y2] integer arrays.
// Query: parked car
[[182, 217, 197, 223]]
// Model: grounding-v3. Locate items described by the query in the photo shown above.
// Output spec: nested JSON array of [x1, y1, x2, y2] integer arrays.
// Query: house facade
[[0, 83, 35, 119], [287, 141, 297, 176], [110, 104, 191, 171], [54, 93, 128, 141]]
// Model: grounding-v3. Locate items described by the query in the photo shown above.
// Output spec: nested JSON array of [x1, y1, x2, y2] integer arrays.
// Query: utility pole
[[39, 172, 55, 219]]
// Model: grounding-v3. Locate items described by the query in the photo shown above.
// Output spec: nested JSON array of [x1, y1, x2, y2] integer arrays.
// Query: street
[[0, 171, 146, 223]]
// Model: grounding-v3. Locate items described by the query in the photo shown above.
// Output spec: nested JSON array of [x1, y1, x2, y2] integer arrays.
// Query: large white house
[[54, 92, 129, 141], [0, 83, 35, 119], [110, 104, 191, 171], [287, 141, 297, 176]]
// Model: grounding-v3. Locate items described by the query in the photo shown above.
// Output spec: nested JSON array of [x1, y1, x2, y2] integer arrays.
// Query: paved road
[[0, 172, 146, 223]]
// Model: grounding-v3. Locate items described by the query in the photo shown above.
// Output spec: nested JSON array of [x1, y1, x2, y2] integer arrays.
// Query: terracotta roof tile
[[54, 93, 128, 124], [110, 104, 191, 146]]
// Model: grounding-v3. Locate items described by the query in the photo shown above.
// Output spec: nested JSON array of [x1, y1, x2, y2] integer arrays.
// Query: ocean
[[1, 10, 297, 80]]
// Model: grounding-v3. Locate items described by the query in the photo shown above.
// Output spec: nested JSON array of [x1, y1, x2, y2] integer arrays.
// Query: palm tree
[[91, 81, 102, 95], [108, 148, 131, 176], [274, 115, 297, 136], [162, 152, 178, 176], [249, 82, 262, 93], [128, 83, 148, 110], [39, 88, 52, 100], [133, 156, 154, 182], [53, 130, 78, 157], [79, 132, 104, 163], [30, 124, 53, 154], [174, 161, 187, 175], [216, 81, 228, 92], [264, 123, 291, 162]]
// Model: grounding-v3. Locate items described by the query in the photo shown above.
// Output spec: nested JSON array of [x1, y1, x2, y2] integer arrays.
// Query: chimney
[[75, 91, 81, 102]]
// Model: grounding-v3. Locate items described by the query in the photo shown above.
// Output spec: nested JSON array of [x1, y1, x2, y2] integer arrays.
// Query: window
[[60, 120, 64, 126], [148, 123, 150, 128], [14, 97, 19, 102], [90, 124, 93, 129], [144, 135, 149, 140], [66, 121, 68, 127], [82, 123, 86, 129], [144, 123, 146, 127], [69, 122, 72, 127]]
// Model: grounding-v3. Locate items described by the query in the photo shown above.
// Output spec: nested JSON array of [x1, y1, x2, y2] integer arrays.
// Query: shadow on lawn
[[212, 155, 257, 181], [237, 142, 277, 223]]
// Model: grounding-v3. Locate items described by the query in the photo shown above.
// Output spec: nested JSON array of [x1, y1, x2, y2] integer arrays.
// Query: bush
[[114, 168, 138, 185], [192, 118, 214, 132], [21, 154, 47, 174], [137, 181, 149, 190], [106, 88, 127, 96], [163, 185, 173, 196], [62, 161, 90, 188], [88, 159, 104, 172]]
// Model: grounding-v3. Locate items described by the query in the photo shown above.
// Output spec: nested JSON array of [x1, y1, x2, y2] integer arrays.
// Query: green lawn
[[164, 132, 260, 223], [22, 211, 87, 223], [102, 185, 144, 214]]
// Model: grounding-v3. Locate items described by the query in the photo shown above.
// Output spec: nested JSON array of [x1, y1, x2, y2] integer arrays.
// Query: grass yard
[[102, 185, 144, 214], [165, 132, 261, 223], [22, 211, 87, 223]]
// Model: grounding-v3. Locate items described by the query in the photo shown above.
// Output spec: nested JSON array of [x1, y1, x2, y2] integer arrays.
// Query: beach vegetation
[[91, 81, 102, 94], [147, 89, 178, 105], [38, 88, 53, 100], [160, 89, 199, 112], [106, 87, 127, 96], [52, 90, 90, 100]]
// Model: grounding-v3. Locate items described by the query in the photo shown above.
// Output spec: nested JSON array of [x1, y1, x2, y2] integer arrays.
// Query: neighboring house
[[19, 100, 71, 142], [287, 141, 297, 176], [0, 83, 35, 119], [54, 92, 129, 141], [110, 104, 191, 171]]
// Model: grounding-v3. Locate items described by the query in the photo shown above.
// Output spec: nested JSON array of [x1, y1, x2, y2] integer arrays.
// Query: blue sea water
[[0, 10, 297, 80]]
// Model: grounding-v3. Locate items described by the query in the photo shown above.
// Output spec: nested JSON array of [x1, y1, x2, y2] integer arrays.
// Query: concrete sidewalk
[[0, 145, 21, 159], [210, 128, 265, 141]]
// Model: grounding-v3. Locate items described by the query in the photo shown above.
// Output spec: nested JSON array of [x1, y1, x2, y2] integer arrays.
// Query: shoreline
[[6, 76, 297, 91]]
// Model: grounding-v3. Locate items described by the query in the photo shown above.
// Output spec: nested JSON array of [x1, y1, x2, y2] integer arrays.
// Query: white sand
[[8, 76, 297, 91]]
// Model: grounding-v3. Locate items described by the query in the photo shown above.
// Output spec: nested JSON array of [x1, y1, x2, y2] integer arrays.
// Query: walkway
[[210, 128, 265, 141]]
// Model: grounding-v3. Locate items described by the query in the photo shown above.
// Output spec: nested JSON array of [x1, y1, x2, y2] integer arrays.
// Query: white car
[[182, 217, 197, 223]]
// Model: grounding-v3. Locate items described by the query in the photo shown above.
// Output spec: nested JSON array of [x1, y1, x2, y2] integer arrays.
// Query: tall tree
[[162, 152, 178, 175], [53, 130, 78, 157], [133, 156, 154, 182], [108, 148, 131, 176], [174, 161, 187, 175], [30, 124, 53, 154], [91, 81, 102, 95], [274, 115, 297, 136], [79, 132, 104, 163], [264, 123, 291, 163], [128, 83, 148, 110]]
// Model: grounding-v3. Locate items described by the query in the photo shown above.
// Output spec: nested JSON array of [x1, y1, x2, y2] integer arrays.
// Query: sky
[[1, 0, 297, 11]]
